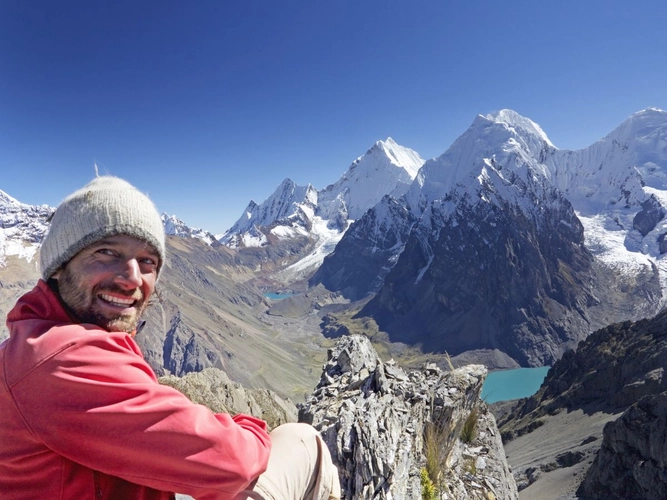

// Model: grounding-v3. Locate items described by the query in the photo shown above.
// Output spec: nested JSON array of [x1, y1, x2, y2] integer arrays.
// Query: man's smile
[[98, 293, 139, 308]]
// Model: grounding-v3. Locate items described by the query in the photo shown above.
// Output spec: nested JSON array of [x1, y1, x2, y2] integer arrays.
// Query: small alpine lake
[[481, 366, 551, 404], [263, 292, 295, 300]]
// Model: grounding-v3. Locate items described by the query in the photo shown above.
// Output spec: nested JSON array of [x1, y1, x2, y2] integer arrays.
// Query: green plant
[[460, 406, 479, 443], [420, 468, 437, 500], [463, 457, 477, 476]]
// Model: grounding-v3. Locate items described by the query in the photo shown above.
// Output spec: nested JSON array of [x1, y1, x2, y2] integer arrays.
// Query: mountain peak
[[603, 107, 667, 146], [161, 213, 219, 245], [0, 189, 21, 206], [482, 109, 555, 148], [366, 137, 424, 178]]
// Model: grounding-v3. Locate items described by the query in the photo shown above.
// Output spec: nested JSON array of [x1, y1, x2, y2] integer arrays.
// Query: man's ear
[[50, 270, 61, 280]]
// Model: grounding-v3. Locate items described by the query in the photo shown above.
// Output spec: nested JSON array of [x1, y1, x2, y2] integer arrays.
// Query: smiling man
[[0, 176, 340, 500]]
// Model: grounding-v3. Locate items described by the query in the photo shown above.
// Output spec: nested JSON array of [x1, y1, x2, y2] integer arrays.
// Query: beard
[[56, 267, 149, 333]]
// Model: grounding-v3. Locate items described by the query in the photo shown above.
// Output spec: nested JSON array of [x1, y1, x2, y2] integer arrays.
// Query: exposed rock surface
[[159, 367, 298, 430], [360, 186, 600, 368], [310, 195, 418, 300], [499, 310, 667, 499], [299, 335, 518, 500], [578, 392, 667, 499]]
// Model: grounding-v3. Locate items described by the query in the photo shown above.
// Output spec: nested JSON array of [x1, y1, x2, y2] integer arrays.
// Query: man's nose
[[115, 259, 142, 288]]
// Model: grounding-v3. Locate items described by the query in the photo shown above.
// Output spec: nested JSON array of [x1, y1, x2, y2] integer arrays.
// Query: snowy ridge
[[161, 213, 219, 245], [0, 189, 54, 267], [317, 138, 423, 226], [547, 108, 667, 300], [220, 179, 319, 248], [221, 138, 424, 259], [406, 109, 556, 217], [327, 107, 667, 308]]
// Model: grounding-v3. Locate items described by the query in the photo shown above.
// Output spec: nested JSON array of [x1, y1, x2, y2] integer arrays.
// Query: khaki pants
[[236, 423, 341, 500]]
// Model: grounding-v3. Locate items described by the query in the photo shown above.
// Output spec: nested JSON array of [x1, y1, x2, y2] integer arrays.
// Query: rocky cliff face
[[578, 392, 667, 499], [502, 310, 667, 432], [299, 335, 518, 500], [310, 195, 418, 300], [360, 176, 599, 366]]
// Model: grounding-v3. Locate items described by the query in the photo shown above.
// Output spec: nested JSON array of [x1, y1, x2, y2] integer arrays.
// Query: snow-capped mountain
[[161, 213, 220, 246], [315, 108, 667, 366], [221, 139, 424, 250], [0, 191, 220, 268], [220, 179, 318, 248], [0, 190, 53, 267], [219, 138, 424, 280], [317, 137, 423, 228]]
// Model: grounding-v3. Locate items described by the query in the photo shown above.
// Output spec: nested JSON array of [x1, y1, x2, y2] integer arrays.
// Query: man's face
[[53, 234, 160, 333]]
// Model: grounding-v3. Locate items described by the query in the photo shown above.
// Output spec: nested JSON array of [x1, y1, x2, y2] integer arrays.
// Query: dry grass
[[423, 417, 452, 494], [460, 406, 479, 444]]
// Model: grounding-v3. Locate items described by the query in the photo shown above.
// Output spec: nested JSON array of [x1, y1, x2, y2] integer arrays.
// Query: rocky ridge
[[299, 335, 517, 500], [578, 392, 667, 499]]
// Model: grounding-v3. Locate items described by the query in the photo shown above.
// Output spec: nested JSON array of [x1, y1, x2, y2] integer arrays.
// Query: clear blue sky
[[2, 0, 666, 234]]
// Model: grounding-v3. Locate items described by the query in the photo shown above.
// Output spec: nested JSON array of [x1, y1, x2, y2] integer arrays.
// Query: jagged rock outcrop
[[633, 195, 665, 237], [159, 367, 297, 430], [299, 335, 517, 500], [578, 392, 667, 499]]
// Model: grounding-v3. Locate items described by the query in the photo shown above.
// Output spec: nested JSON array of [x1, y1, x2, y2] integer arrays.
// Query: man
[[0, 176, 341, 500]]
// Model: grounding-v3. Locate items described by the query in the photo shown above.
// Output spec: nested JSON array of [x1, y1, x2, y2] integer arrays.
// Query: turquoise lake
[[481, 366, 551, 403], [264, 292, 294, 300]]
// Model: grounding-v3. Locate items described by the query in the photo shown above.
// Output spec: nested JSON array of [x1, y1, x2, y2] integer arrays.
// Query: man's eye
[[140, 257, 157, 266], [97, 249, 116, 256]]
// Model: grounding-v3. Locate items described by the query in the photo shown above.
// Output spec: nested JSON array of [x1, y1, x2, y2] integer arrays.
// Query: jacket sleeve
[[10, 326, 272, 499]]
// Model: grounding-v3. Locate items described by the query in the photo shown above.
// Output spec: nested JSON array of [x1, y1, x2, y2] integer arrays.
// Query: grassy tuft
[[460, 406, 479, 444], [423, 416, 452, 497]]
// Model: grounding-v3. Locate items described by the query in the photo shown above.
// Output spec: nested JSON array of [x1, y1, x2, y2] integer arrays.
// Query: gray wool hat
[[40, 176, 166, 280]]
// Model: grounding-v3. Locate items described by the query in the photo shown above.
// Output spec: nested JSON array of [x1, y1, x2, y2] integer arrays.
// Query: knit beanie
[[40, 176, 166, 280]]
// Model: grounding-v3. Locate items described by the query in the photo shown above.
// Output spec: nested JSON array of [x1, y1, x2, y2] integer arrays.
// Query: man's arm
[[10, 327, 271, 498]]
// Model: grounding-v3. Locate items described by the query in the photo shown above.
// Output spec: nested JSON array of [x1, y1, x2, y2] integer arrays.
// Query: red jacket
[[0, 280, 271, 499]]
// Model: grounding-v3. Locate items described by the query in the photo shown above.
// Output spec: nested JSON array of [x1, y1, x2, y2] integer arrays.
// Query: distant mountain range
[[314, 108, 667, 366], [3, 107, 667, 371]]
